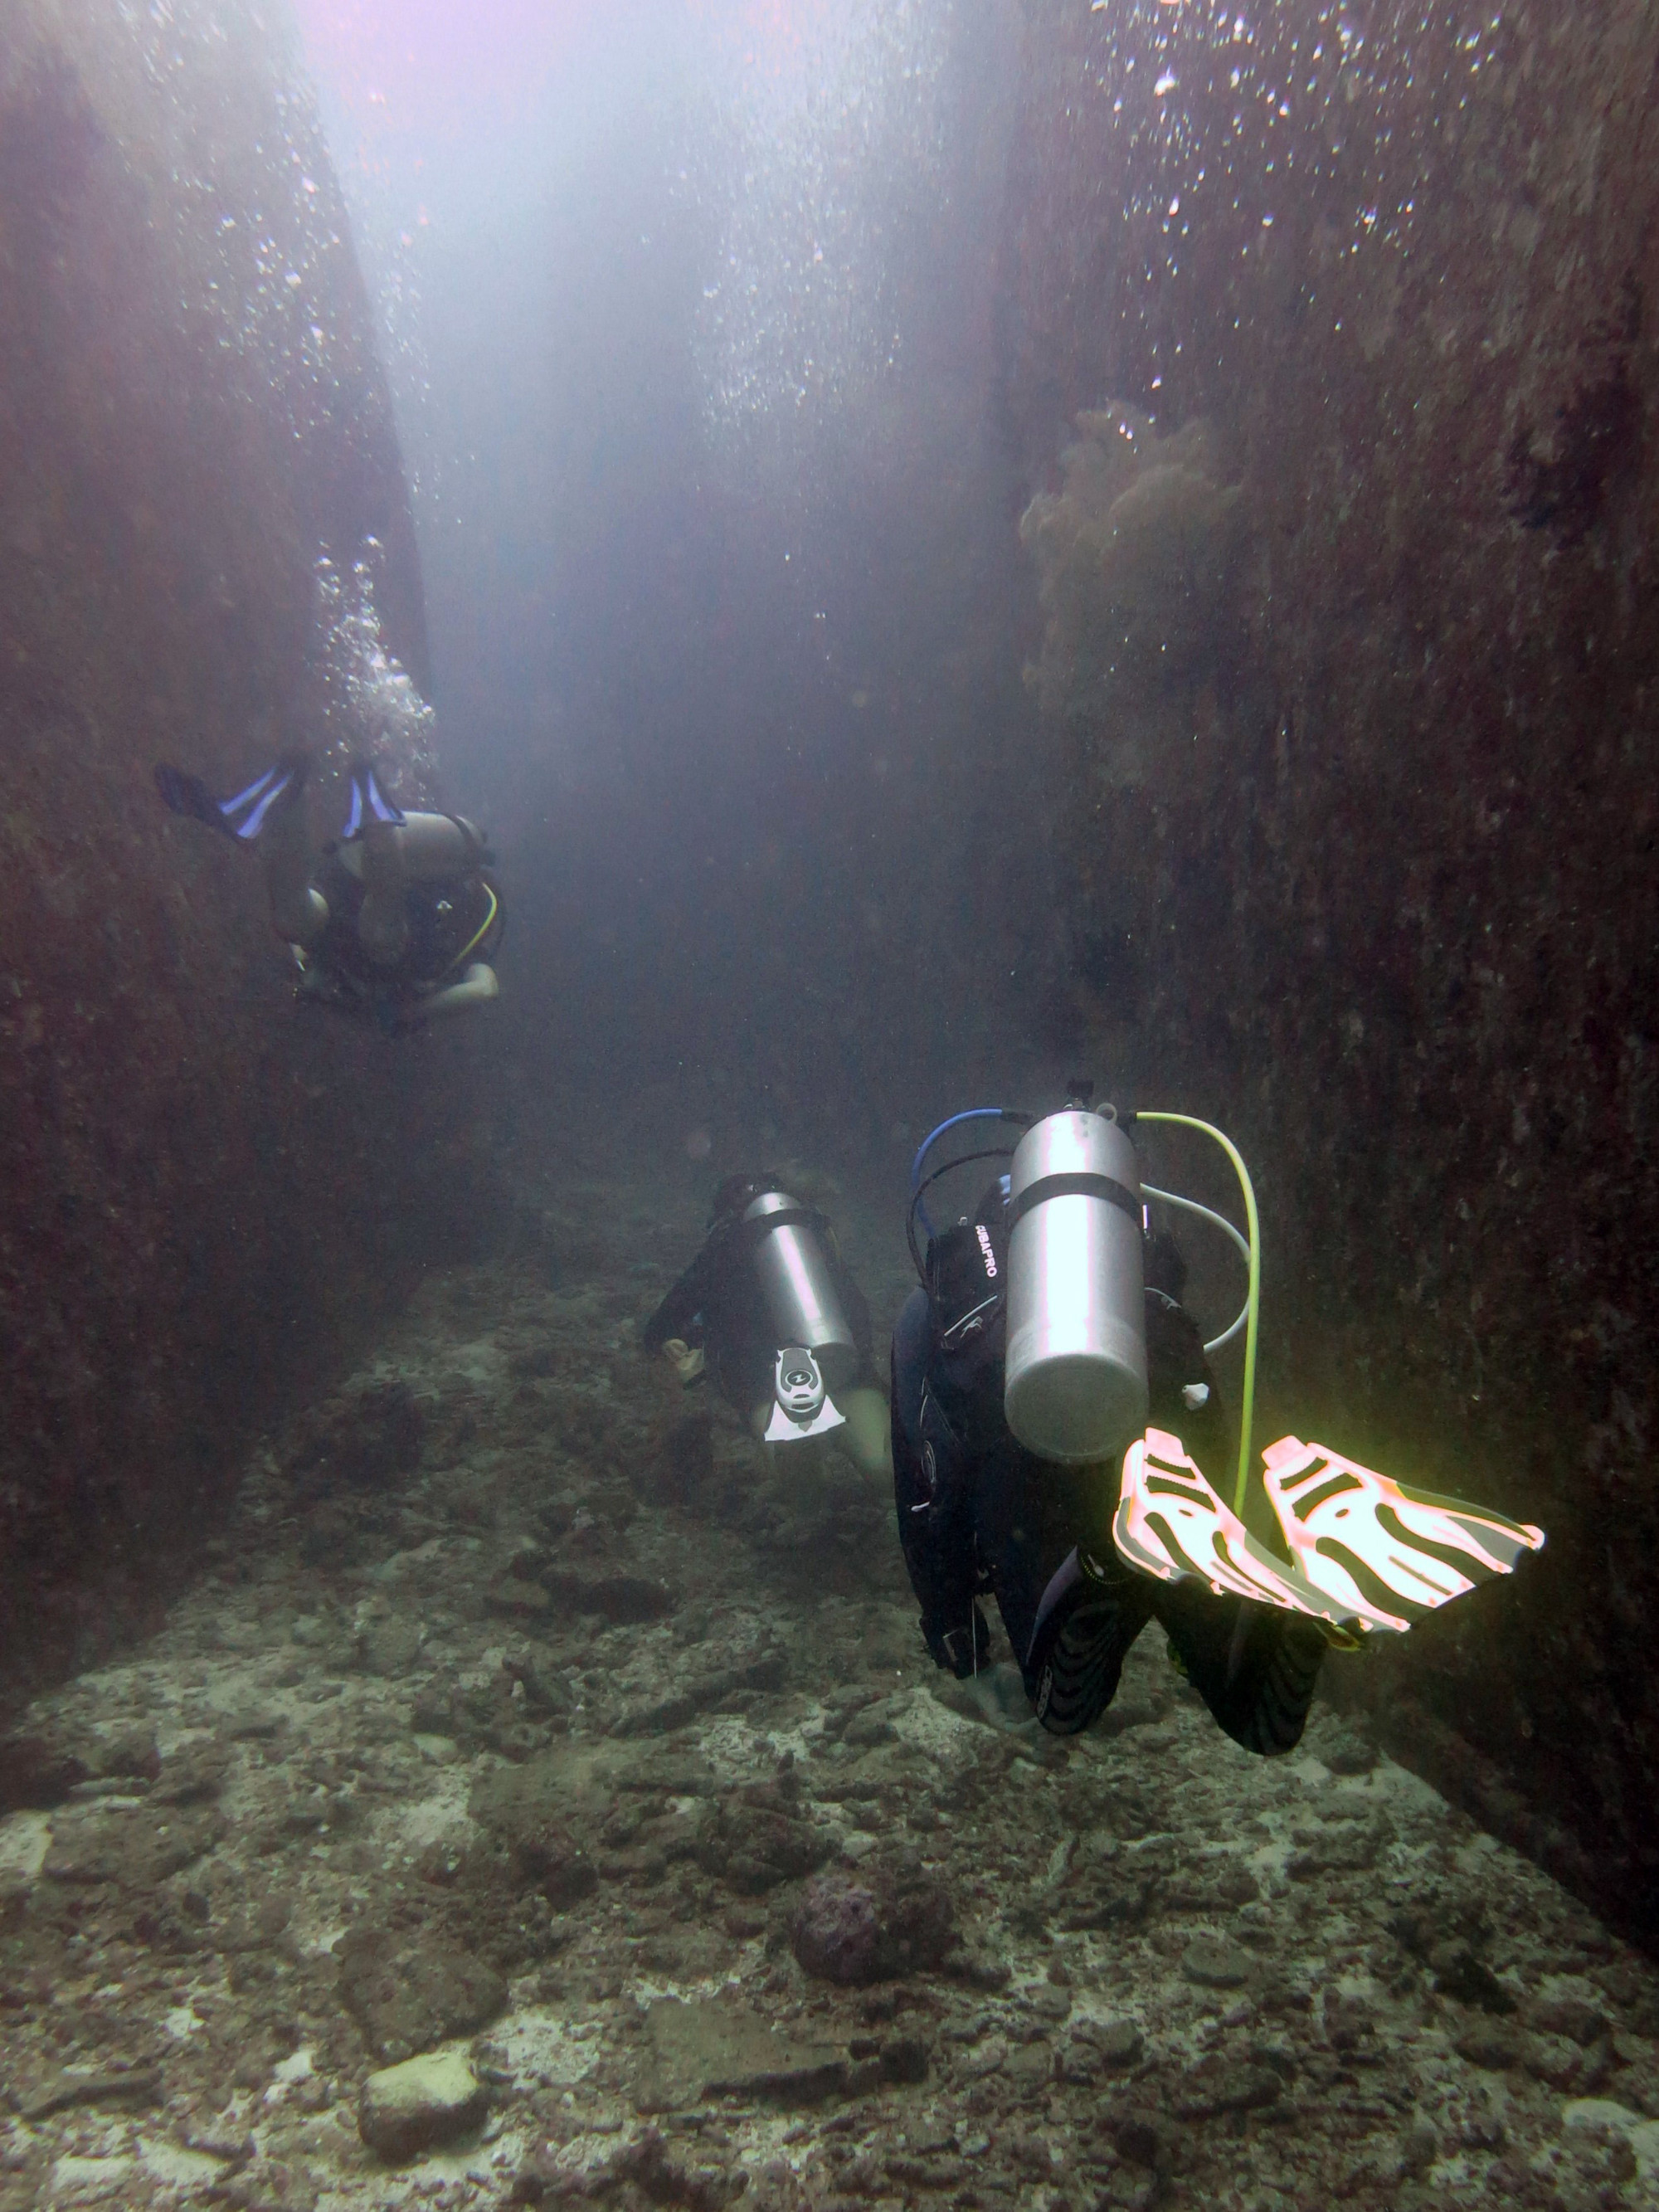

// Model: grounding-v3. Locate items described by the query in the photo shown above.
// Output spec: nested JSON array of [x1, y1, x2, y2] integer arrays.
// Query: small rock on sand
[[358, 2051, 489, 2161]]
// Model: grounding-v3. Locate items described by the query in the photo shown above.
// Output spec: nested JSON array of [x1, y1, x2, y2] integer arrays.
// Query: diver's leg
[[974, 1445, 1102, 1670], [971, 1445, 1156, 1735], [401, 962, 499, 1024], [1151, 1579, 1327, 1756], [1131, 1274, 1326, 1752], [1022, 1539, 1156, 1736], [834, 1384, 893, 1480], [261, 777, 327, 946], [154, 752, 325, 943]]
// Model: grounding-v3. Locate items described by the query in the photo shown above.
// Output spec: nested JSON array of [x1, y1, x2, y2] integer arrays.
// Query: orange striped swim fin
[[1114, 1429, 1374, 1635], [1261, 1437, 1546, 1633]]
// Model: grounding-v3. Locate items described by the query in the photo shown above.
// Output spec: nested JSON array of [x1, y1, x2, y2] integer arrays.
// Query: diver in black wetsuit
[[890, 1182, 1328, 1753], [155, 750, 502, 1033], [645, 1173, 893, 1480]]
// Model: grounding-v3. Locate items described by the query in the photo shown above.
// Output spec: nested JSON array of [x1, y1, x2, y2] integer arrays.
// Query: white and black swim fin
[[1261, 1437, 1545, 1634], [1113, 1428, 1374, 1635]]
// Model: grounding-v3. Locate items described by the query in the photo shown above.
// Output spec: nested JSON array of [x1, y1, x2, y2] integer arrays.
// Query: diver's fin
[[764, 1392, 846, 1443], [155, 754, 305, 841], [341, 758, 406, 839], [1261, 1437, 1546, 1633], [1114, 1428, 1382, 1634]]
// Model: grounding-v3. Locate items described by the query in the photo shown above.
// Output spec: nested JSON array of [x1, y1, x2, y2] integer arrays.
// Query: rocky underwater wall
[[998, 0, 1659, 1942], [0, 2, 484, 1696]]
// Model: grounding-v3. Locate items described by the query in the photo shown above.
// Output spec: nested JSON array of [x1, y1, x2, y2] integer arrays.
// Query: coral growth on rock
[[999, 0, 1659, 1944], [1019, 404, 1247, 791], [791, 1860, 957, 1985]]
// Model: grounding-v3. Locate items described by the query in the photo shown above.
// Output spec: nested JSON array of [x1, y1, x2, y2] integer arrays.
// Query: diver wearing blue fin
[[154, 749, 503, 1032]]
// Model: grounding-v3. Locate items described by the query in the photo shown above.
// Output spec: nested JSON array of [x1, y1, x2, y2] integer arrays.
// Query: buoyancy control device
[[742, 1189, 858, 1438]]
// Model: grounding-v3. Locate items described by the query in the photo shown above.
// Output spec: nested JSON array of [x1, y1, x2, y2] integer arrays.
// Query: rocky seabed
[[2, 1182, 1656, 2212]]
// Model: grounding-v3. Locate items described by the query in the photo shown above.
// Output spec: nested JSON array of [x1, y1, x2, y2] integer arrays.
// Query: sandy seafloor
[[2, 1167, 1658, 2212]]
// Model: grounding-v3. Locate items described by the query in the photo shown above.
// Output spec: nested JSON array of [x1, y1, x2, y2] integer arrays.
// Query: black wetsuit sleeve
[[644, 1234, 727, 1353], [891, 1286, 983, 1645]]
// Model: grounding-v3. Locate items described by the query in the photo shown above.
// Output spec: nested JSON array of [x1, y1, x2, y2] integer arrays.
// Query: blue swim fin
[[155, 754, 306, 841], [341, 758, 406, 840]]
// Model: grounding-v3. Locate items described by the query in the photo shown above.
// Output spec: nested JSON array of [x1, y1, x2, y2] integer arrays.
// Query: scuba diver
[[645, 1173, 893, 1481], [893, 1084, 1545, 1751], [154, 749, 502, 1032]]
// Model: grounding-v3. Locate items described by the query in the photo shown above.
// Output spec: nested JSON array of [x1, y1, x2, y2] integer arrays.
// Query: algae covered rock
[[338, 1926, 508, 2061], [358, 2050, 488, 2161], [791, 1860, 956, 1985], [637, 1996, 845, 2111], [1019, 402, 1248, 791]]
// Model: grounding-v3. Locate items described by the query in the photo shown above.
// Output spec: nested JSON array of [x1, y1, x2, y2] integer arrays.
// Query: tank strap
[[735, 1205, 823, 1250], [1007, 1170, 1141, 1229]]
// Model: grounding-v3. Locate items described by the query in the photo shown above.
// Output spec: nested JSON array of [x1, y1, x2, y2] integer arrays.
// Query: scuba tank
[[742, 1190, 859, 1397], [1003, 1099, 1148, 1464]]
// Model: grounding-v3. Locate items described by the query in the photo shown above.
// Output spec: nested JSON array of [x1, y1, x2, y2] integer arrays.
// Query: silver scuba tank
[[1004, 1108, 1148, 1464], [742, 1190, 859, 1394]]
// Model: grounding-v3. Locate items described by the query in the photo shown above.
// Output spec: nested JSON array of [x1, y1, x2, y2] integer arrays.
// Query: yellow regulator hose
[[1136, 1112, 1261, 1517]]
